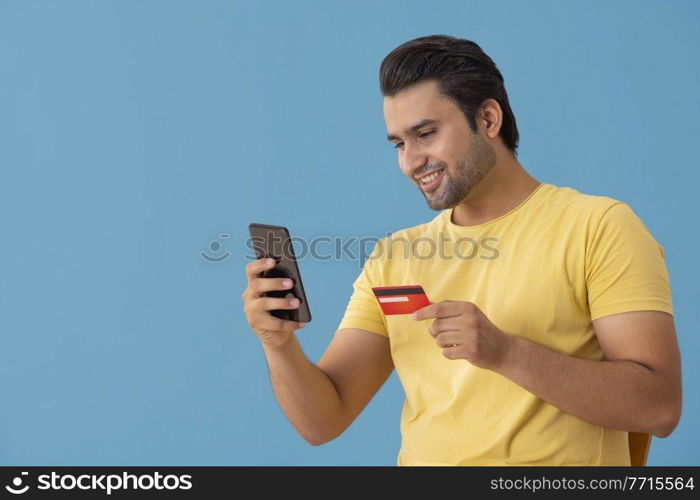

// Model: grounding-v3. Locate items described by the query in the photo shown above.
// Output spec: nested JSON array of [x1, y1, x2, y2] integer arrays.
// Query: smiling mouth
[[416, 168, 445, 192]]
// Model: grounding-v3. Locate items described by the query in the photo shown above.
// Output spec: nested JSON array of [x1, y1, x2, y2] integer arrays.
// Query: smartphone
[[248, 223, 312, 323]]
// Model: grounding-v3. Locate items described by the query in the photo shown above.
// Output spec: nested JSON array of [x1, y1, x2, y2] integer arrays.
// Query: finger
[[435, 332, 461, 348], [428, 317, 463, 337], [245, 257, 276, 282], [250, 311, 307, 332], [411, 303, 436, 321], [251, 276, 294, 295], [441, 346, 462, 360], [413, 301, 466, 321], [251, 295, 301, 313]]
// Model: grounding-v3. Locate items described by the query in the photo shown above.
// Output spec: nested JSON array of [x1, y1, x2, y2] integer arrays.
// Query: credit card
[[371, 285, 431, 315]]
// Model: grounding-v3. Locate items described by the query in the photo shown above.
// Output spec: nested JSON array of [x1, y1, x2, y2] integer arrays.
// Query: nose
[[400, 142, 428, 178]]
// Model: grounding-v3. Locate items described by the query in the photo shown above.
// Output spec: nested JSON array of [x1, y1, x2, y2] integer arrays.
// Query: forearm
[[262, 334, 344, 445], [494, 335, 671, 436]]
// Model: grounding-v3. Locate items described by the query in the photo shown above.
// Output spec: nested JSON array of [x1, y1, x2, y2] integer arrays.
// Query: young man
[[241, 35, 682, 465]]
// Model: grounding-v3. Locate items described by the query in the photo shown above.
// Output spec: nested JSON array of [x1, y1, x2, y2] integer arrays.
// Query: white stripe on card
[[378, 296, 409, 303]]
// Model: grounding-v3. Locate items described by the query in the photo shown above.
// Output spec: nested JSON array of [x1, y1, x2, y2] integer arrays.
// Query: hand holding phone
[[247, 223, 312, 323], [242, 257, 307, 348], [242, 224, 312, 347]]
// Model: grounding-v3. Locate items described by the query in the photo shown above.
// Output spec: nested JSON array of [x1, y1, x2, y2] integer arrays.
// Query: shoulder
[[542, 185, 663, 260], [538, 183, 635, 235], [542, 183, 623, 218]]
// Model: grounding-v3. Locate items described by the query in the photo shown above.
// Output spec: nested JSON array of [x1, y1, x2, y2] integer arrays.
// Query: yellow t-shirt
[[336, 182, 673, 466]]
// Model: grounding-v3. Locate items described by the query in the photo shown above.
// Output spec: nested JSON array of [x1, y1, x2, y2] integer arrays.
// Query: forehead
[[383, 80, 458, 134]]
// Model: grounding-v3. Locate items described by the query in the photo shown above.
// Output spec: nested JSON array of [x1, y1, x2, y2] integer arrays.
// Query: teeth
[[419, 170, 442, 184]]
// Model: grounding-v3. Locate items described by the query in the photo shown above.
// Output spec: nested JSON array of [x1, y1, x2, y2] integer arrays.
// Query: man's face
[[383, 80, 496, 210]]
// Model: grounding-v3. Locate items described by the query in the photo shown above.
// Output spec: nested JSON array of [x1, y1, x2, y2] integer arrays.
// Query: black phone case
[[248, 223, 312, 323]]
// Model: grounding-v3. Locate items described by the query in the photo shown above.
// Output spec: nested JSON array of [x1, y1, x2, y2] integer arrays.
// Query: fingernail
[[282, 279, 292, 287], [299, 322, 307, 328], [290, 298, 299, 306], [267, 258, 274, 265]]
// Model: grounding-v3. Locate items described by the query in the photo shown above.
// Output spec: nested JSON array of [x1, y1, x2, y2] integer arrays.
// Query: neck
[[450, 156, 541, 227]]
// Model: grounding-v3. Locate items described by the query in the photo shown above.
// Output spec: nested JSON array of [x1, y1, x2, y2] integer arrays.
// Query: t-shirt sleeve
[[585, 202, 674, 321], [336, 239, 389, 337]]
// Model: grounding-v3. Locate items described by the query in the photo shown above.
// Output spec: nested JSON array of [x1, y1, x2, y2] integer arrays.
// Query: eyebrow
[[386, 119, 438, 142]]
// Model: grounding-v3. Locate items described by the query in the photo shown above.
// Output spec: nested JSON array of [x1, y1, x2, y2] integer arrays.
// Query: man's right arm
[[262, 328, 393, 445], [242, 257, 393, 445]]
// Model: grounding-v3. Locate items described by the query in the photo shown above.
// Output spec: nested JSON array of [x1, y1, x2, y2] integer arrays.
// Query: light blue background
[[1, 0, 698, 466]]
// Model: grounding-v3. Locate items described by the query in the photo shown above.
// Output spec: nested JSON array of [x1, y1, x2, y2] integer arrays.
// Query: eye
[[393, 131, 435, 150]]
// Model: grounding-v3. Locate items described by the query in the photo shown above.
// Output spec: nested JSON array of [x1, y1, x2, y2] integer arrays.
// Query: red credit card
[[371, 285, 431, 315]]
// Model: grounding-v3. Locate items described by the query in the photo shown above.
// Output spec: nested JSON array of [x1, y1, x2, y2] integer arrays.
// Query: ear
[[478, 98, 503, 139]]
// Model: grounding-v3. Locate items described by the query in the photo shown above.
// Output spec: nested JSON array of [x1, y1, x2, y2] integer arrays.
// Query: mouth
[[416, 168, 445, 193]]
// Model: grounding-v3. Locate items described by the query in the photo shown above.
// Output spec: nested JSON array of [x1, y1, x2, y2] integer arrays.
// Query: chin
[[424, 193, 453, 211], [428, 201, 453, 211], [424, 185, 465, 211]]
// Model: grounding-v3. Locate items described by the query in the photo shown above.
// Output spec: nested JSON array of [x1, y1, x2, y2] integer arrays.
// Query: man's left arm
[[495, 309, 682, 438], [413, 303, 682, 438]]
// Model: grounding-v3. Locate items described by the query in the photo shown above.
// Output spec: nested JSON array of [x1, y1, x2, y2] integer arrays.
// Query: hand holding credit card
[[372, 285, 431, 315]]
